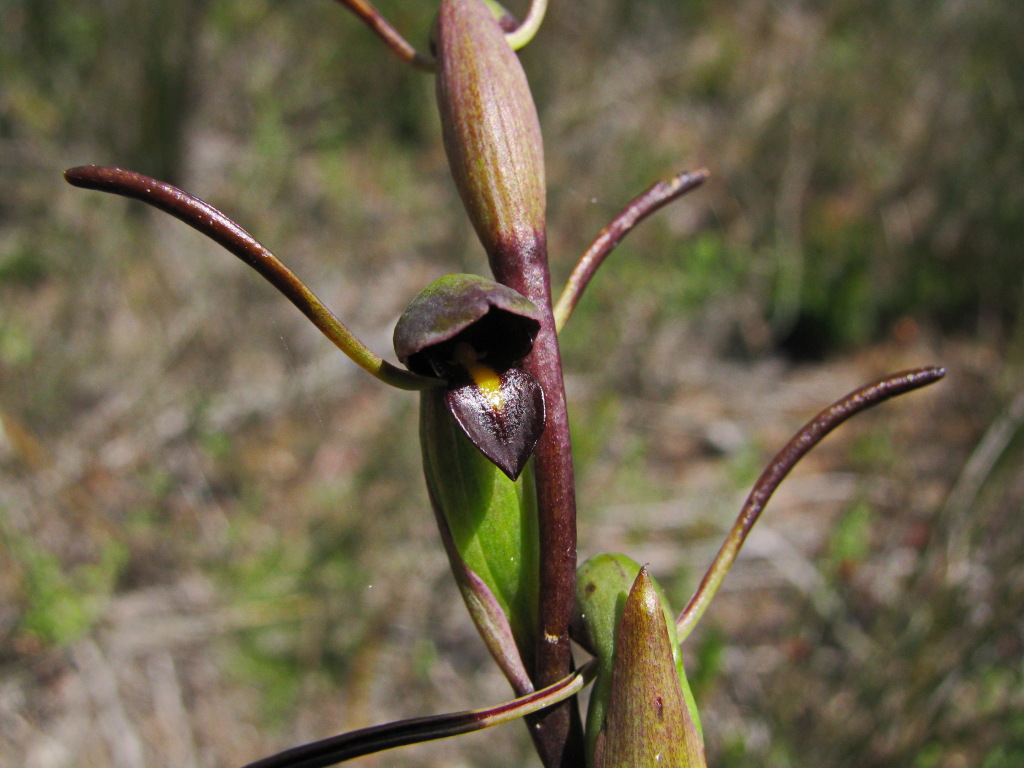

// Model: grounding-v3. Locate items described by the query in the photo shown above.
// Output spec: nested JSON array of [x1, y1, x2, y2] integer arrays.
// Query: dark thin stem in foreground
[[240, 662, 594, 768], [64, 166, 436, 391], [553, 168, 709, 331], [676, 365, 946, 642], [332, 0, 435, 70]]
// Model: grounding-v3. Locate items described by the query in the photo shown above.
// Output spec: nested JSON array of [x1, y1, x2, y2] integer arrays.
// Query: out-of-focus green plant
[[61, 0, 946, 766], [4, 529, 127, 647]]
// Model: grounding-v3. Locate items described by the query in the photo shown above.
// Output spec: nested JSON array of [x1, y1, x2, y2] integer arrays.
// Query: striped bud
[[434, 0, 546, 264]]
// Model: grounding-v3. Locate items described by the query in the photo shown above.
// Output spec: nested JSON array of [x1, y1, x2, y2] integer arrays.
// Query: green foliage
[[420, 390, 540, 654], [5, 526, 127, 647], [688, 625, 726, 702], [825, 501, 874, 574], [0, 245, 49, 287]]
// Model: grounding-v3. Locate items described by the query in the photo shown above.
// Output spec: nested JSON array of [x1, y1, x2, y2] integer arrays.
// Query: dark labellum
[[395, 274, 547, 478], [446, 360, 545, 480]]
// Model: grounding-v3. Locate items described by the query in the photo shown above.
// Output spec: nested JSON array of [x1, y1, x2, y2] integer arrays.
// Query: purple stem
[[554, 168, 709, 330], [486, 233, 584, 767], [240, 662, 594, 768], [62, 165, 432, 391], [331, 0, 435, 70]]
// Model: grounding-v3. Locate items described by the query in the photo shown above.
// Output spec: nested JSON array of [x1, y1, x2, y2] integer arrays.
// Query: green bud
[[434, 0, 546, 261], [575, 554, 705, 768]]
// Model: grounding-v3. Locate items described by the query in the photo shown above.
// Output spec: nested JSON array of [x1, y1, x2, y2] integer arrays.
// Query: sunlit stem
[[553, 168, 708, 333], [675, 366, 946, 642], [63, 166, 439, 392], [332, 0, 435, 71], [504, 0, 548, 50], [241, 661, 596, 768]]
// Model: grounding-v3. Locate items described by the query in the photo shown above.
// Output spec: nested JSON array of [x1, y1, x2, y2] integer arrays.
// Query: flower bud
[[576, 554, 706, 768], [434, 0, 546, 262]]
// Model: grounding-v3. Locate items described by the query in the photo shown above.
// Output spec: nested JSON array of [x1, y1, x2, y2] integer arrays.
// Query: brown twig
[[239, 662, 595, 768], [331, 0, 435, 71], [486, 233, 585, 766]]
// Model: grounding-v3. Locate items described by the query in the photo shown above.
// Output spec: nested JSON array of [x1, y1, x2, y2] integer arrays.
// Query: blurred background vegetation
[[1, 0, 1022, 766]]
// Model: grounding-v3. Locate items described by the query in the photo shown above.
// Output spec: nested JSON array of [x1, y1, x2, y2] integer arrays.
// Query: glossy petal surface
[[394, 273, 541, 378], [446, 367, 545, 480]]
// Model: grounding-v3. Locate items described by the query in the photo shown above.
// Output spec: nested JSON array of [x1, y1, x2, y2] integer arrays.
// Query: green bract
[[575, 554, 705, 768], [420, 389, 540, 675], [396, 273, 544, 686]]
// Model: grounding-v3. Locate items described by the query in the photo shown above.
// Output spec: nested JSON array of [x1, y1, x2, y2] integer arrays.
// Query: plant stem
[[487, 233, 585, 767], [242, 662, 595, 768], [331, 0, 435, 70], [504, 0, 548, 50], [553, 168, 708, 332]]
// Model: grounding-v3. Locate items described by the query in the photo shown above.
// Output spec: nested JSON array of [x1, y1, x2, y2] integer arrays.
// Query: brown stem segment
[[331, 0, 435, 70], [433, 0, 583, 762], [676, 365, 947, 641], [241, 662, 595, 768]]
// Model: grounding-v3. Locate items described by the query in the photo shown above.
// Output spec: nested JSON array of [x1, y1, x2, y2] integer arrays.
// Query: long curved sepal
[[677, 366, 946, 641], [63, 166, 435, 392], [553, 168, 709, 333], [331, 0, 435, 70]]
